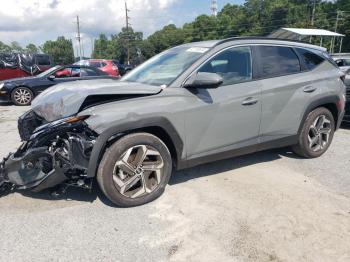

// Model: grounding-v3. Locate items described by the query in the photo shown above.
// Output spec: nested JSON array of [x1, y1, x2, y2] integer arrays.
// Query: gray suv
[[0, 38, 346, 206]]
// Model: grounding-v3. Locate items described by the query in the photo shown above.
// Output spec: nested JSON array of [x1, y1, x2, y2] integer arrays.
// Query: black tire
[[97, 133, 172, 207], [292, 107, 335, 158], [11, 87, 34, 106]]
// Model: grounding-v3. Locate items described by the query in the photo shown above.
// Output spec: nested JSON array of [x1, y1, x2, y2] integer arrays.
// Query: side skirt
[[177, 135, 298, 170]]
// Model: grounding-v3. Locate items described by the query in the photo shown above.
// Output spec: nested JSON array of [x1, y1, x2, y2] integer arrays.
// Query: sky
[[0, 0, 245, 56]]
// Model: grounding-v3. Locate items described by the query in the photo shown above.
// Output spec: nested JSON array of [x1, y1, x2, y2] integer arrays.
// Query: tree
[[0, 41, 11, 53], [42, 36, 74, 65], [92, 34, 109, 59], [10, 41, 23, 52], [25, 43, 39, 54]]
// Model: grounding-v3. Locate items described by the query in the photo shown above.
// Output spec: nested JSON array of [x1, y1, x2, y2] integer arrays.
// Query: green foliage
[[93, 0, 349, 64], [25, 43, 39, 54], [42, 36, 74, 65]]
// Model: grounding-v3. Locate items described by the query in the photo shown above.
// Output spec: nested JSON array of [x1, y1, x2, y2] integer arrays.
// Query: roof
[[269, 28, 345, 39]]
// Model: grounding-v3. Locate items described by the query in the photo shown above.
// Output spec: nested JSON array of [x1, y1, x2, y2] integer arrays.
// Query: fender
[[86, 117, 184, 177], [297, 95, 340, 135]]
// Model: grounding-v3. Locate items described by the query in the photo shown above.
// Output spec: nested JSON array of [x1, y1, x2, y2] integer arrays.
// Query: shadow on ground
[[0, 102, 12, 106], [13, 147, 293, 207]]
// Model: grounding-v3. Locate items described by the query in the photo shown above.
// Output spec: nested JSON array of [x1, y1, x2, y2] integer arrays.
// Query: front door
[[184, 46, 262, 158]]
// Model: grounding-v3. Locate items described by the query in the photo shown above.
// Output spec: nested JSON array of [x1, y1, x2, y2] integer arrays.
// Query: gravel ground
[[0, 103, 349, 262]]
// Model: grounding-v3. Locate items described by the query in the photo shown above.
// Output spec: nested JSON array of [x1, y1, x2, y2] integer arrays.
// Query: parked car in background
[[332, 54, 350, 123], [75, 59, 120, 76], [0, 65, 117, 106], [112, 59, 134, 75], [0, 53, 53, 81], [0, 38, 345, 207]]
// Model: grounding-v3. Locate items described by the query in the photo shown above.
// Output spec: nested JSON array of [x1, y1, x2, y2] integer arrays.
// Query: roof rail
[[214, 36, 314, 46]]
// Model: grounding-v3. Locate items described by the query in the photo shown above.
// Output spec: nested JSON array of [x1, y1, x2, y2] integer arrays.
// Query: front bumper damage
[[0, 110, 97, 196]]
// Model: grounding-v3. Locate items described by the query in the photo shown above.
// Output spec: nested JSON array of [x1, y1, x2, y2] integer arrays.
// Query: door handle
[[303, 86, 317, 93], [242, 97, 258, 106]]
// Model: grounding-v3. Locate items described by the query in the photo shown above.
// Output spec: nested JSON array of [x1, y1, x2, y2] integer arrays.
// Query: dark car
[[112, 60, 134, 75], [0, 65, 118, 106]]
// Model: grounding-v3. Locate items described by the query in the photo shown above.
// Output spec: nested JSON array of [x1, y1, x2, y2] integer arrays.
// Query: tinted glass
[[296, 48, 325, 70], [89, 61, 101, 68], [199, 46, 252, 85], [36, 55, 51, 66], [258, 46, 300, 77], [80, 68, 98, 76]]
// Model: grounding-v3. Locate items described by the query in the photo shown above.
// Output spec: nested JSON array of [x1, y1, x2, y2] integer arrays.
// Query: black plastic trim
[[177, 135, 298, 170], [298, 95, 341, 133], [87, 117, 184, 177]]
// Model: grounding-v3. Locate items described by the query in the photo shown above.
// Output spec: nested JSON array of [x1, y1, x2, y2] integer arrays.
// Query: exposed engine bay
[[0, 80, 163, 197], [0, 110, 97, 196]]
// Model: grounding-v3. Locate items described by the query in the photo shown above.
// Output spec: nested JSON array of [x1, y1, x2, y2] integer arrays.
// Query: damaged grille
[[346, 87, 350, 101], [18, 110, 44, 141]]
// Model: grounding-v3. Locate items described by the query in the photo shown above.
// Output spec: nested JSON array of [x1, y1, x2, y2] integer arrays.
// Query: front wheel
[[11, 87, 34, 106], [292, 107, 335, 158], [97, 133, 172, 207]]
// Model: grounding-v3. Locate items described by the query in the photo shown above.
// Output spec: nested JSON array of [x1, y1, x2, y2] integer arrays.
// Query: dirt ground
[[0, 104, 349, 262]]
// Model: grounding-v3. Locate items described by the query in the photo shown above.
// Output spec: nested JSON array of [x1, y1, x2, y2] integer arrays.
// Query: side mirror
[[184, 72, 223, 89], [48, 75, 56, 81]]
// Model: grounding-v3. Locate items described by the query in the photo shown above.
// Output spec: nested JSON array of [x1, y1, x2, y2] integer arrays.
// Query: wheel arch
[[87, 117, 184, 178], [298, 95, 340, 135]]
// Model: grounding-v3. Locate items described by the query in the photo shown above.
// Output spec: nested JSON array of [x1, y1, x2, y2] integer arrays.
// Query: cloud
[[0, 0, 179, 55]]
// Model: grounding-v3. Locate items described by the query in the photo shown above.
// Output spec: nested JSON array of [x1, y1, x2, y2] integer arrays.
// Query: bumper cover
[[0, 145, 68, 192]]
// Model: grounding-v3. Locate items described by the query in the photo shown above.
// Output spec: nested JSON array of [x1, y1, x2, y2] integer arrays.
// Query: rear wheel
[[11, 87, 34, 106], [292, 107, 335, 158], [97, 133, 172, 207]]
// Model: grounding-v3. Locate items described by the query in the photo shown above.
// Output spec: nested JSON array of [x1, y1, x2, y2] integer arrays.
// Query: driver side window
[[199, 46, 252, 86]]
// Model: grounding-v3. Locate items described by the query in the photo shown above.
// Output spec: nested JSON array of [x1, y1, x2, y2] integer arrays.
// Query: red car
[[74, 59, 120, 77], [0, 54, 53, 81]]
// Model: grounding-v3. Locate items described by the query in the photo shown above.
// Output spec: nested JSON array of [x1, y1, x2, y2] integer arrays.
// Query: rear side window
[[296, 48, 324, 70], [80, 68, 98, 76], [198, 46, 252, 86], [258, 46, 300, 77], [89, 61, 101, 68]]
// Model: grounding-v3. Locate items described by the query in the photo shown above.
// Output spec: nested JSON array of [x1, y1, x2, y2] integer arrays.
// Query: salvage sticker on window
[[186, 47, 209, 53]]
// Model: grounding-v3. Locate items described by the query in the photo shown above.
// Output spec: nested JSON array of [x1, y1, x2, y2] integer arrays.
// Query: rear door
[[255, 45, 324, 142], [184, 46, 262, 157]]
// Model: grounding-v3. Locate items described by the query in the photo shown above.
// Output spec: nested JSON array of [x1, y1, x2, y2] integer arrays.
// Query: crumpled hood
[[31, 79, 162, 122]]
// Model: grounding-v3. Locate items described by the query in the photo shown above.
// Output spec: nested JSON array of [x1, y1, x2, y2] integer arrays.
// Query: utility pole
[[310, 0, 316, 27], [331, 10, 343, 53], [75, 15, 82, 61], [125, 1, 131, 65], [211, 0, 218, 17]]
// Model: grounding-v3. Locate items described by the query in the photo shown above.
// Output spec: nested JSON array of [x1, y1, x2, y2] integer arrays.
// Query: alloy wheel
[[13, 88, 32, 105], [113, 145, 164, 198], [308, 115, 332, 152]]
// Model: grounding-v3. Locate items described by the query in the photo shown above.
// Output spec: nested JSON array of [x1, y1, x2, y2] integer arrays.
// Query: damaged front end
[[0, 110, 97, 196]]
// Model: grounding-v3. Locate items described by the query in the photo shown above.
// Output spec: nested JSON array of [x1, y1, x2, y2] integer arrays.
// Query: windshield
[[122, 46, 209, 86], [37, 66, 61, 77]]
